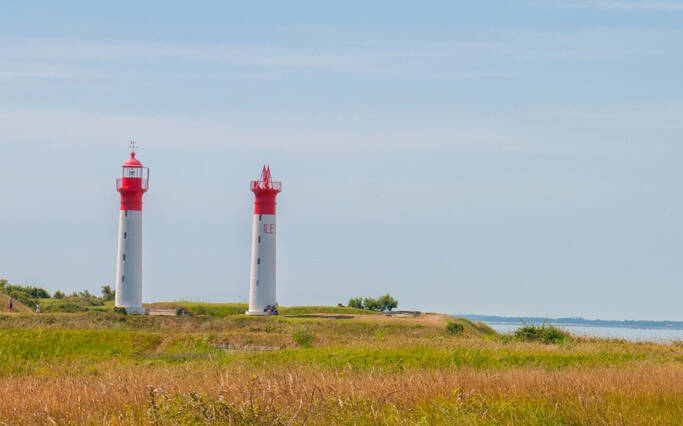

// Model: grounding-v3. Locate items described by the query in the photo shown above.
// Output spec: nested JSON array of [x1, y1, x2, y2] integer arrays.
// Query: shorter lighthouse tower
[[247, 166, 282, 315], [114, 143, 149, 314]]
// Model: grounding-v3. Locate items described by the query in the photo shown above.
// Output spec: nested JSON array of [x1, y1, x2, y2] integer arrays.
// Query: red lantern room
[[250, 166, 281, 215], [116, 150, 149, 211]]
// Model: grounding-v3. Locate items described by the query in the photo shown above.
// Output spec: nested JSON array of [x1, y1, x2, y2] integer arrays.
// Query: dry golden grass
[[0, 362, 681, 425], [1, 311, 681, 424]]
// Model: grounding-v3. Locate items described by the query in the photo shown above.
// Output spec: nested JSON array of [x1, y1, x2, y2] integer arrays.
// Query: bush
[[446, 322, 464, 335], [293, 330, 315, 348], [2, 282, 50, 299], [53, 291, 65, 299], [113, 307, 127, 315], [363, 297, 382, 311], [42, 300, 88, 313], [70, 291, 105, 307], [348, 297, 363, 309], [101, 285, 115, 302], [347, 294, 398, 312], [515, 322, 569, 344]]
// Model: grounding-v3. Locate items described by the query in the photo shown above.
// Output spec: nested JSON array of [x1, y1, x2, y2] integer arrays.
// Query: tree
[[347, 297, 363, 309], [362, 297, 382, 311], [53, 291, 65, 299], [378, 294, 398, 312], [348, 294, 399, 312], [101, 285, 115, 302]]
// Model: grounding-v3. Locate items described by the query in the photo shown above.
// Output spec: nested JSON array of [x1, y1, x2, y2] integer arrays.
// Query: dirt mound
[[0, 293, 32, 313]]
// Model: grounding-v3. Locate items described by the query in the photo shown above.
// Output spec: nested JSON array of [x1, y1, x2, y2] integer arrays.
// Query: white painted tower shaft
[[248, 214, 277, 314], [115, 210, 144, 314]]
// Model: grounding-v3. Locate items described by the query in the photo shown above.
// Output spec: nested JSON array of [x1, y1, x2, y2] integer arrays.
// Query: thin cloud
[[553, 0, 683, 11], [1, 28, 679, 84], [0, 38, 507, 81]]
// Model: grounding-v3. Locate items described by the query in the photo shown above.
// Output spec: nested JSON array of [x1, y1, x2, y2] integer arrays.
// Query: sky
[[1, 1, 682, 320]]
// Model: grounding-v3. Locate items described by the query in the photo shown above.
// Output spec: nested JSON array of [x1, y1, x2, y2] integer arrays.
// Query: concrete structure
[[247, 166, 282, 315], [148, 307, 190, 316], [114, 147, 149, 314]]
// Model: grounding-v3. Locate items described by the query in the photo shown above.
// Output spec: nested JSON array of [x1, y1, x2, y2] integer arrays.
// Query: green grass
[[38, 298, 114, 313], [279, 305, 374, 315], [0, 326, 665, 373], [27, 299, 377, 317], [243, 345, 647, 370], [146, 302, 248, 317], [458, 317, 496, 335], [146, 302, 372, 317], [0, 329, 162, 375]]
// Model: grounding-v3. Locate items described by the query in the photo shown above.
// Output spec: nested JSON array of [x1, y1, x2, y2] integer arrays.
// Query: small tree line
[[347, 294, 398, 312], [1, 278, 115, 310]]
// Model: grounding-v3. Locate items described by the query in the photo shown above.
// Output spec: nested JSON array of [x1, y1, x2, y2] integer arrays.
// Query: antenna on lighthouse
[[129, 139, 137, 153]]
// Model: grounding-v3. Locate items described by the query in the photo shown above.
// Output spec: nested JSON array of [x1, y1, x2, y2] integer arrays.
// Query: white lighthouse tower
[[247, 166, 282, 315], [114, 143, 149, 314]]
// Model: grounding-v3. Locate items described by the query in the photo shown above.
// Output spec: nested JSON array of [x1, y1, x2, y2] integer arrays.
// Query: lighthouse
[[114, 143, 149, 314], [247, 166, 282, 315]]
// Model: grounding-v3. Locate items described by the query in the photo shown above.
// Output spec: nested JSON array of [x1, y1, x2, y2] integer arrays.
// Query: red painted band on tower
[[253, 190, 278, 214], [118, 177, 147, 211], [250, 166, 281, 215]]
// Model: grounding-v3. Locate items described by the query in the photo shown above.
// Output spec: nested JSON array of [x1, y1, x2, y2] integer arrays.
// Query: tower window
[[121, 275, 125, 282], [124, 232, 127, 239], [257, 258, 261, 264], [259, 214, 262, 221], [258, 236, 261, 243], [125, 211, 128, 217], [122, 254, 126, 261]]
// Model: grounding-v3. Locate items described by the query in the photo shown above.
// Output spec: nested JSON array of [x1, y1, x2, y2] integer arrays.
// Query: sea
[[482, 321, 683, 343]]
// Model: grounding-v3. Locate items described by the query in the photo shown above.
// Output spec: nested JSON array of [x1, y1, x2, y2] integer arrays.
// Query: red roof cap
[[122, 151, 143, 168]]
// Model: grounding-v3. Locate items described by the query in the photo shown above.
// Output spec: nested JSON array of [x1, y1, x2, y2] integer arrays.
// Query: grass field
[[0, 305, 681, 424]]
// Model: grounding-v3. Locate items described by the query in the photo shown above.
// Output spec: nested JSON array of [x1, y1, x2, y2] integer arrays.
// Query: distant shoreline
[[457, 314, 683, 331]]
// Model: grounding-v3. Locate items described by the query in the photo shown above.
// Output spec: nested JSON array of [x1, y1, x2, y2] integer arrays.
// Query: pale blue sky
[[1, 1, 682, 320]]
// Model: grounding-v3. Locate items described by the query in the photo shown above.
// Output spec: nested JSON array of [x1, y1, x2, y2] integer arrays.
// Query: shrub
[[42, 300, 88, 313], [2, 283, 50, 299], [113, 307, 128, 315], [446, 322, 464, 335], [70, 291, 105, 306], [101, 285, 115, 302], [515, 322, 569, 344], [53, 291, 65, 299], [348, 297, 363, 309], [363, 297, 382, 311], [348, 294, 398, 312], [293, 330, 315, 348]]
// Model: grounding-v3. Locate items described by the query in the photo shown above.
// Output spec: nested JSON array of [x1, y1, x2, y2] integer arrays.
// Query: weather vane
[[129, 139, 137, 153]]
